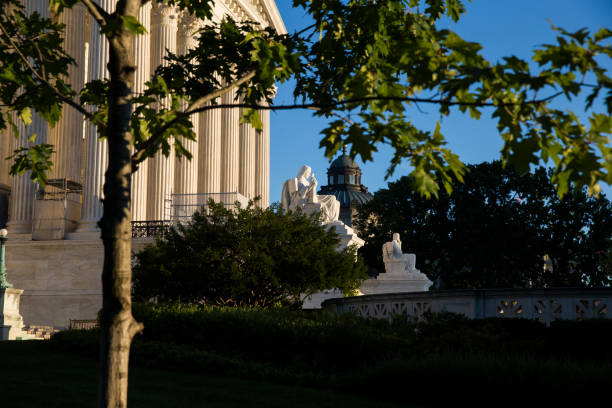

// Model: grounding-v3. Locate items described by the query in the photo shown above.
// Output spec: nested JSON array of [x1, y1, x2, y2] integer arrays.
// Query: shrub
[[50, 305, 612, 406], [130, 303, 405, 372], [133, 201, 367, 307]]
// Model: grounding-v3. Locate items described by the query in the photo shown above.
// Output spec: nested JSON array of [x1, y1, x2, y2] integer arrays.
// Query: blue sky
[[268, 0, 612, 203]]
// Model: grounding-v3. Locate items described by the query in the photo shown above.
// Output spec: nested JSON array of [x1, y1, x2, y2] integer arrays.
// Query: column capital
[[178, 12, 203, 47], [179, 12, 202, 34], [152, 1, 179, 27]]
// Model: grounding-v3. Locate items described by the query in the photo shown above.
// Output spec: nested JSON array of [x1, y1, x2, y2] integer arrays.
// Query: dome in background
[[330, 154, 359, 170], [318, 150, 372, 228]]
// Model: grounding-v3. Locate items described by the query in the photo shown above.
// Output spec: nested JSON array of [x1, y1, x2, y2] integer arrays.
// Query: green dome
[[327, 189, 372, 207], [330, 154, 359, 169]]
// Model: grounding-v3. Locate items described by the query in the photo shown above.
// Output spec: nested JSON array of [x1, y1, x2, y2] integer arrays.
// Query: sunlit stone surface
[[2, 0, 286, 327], [361, 233, 433, 295]]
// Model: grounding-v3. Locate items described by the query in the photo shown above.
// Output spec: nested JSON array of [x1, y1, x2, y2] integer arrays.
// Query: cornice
[[222, 0, 286, 34], [256, 0, 286, 34]]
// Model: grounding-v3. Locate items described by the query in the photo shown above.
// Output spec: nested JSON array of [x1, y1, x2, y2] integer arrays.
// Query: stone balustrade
[[322, 288, 612, 325]]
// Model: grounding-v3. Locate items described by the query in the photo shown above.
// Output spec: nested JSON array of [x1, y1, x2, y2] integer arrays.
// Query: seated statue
[[382, 233, 416, 273], [281, 165, 340, 224], [360, 232, 433, 293]]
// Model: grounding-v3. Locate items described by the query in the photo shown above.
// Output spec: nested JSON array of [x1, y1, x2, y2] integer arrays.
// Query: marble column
[[254, 107, 270, 208], [197, 106, 222, 194], [7, 124, 45, 234], [73, 0, 116, 236], [48, 4, 87, 183], [131, 3, 152, 221], [147, 2, 178, 220], [239, 109, 256, 201], [220, 88, 239, 193], [7, 0, 51, 235], [0, 116, 12, 229], [173, 12, 200, 196], [0, 112, 11, 187]]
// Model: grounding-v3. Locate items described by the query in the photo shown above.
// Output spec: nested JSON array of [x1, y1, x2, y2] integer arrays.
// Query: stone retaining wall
[[322, 288, 612, 325], [6, 238, 153, 328]]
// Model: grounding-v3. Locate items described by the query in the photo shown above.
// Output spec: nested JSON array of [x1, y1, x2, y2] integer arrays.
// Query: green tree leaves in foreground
[[2, 0, 611, 197], [0, 1, 610, 406], [355, 161, 612, 289], [133, 201, 367, 307]]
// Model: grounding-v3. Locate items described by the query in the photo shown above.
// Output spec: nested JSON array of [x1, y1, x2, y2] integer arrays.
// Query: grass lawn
[[0, 341, 413, 408]]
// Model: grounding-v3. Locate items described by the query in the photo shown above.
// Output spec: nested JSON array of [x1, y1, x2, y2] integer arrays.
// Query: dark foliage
[[354, 161, 612, 288], [51, 304, 612, 407], [52, 304, 612, 368], [132, 201, 367, 307]]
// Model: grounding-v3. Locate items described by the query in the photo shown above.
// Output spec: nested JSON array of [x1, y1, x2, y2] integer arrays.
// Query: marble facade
[[1, 1, 285, 327], [5, 0, 285, 236], [5, 238, 153, 328]]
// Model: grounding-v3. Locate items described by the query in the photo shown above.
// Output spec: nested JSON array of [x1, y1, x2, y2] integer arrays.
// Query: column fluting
[[197, 106, 221, 194], [74, 0, 117, 234], [239, 108, 256, 201], [173, 12, 200, 196], [7, 0, 51, 234], [220, 88, 239, 193], [254, 107, 270, 208], [147, 2, 178, 220], [130, 3, 152, 221], [48, 4, 87, 183]]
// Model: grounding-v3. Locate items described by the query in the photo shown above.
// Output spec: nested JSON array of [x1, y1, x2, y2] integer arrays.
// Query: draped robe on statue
[[281, 165, 340, 224]]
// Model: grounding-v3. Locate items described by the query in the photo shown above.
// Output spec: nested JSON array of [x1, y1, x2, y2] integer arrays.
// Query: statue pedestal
[[327, 221, 364, 251], [360, 259, 433, 295], [383, 258, 415, 275], [302, 288, 345, 309], [300, 221, 365, 309], [1, 288, 25, 340], [360, 273, 432, 294]]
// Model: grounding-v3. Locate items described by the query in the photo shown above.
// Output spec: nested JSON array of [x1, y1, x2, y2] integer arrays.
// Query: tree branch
[[307, 106, 359, 127], [294, 23, 316, 37], [185, 91, 566, 115], [79, 0, 111, 28], [131, 80, 569, 170], [185, 71, 257, 116], [131, 71, 258, 167]]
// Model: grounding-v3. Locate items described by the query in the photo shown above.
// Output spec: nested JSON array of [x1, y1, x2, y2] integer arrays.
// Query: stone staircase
[[18, 325, 60, 340]]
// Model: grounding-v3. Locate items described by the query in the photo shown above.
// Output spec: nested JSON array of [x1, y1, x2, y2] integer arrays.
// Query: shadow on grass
[[0, 341, 415, 408]]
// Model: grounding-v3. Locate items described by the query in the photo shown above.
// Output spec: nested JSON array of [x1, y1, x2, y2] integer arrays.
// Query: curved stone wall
[[322, 288, 612, 326]]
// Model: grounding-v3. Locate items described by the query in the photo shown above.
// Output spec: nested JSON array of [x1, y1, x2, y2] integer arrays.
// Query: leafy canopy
[[355, 161, 612, 289], [0, 0, 610, 197], [133, 201, 367, 307]]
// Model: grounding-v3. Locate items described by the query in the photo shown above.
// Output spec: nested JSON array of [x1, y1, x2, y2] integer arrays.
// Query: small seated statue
[[382, 233, 416, 274], [360, 232, 432, 293], [281, 165, 340, 224]]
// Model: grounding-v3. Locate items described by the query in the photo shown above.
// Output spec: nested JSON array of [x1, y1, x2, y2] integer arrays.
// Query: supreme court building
[[0, 0, 285, 328]]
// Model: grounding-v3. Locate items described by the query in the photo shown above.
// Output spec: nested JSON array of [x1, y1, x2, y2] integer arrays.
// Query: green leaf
[[100, 18, 122, 36], [121, 15, 147, 35], [49, 0, 79, 15], [19, 107, 32, 126], [412, 168, 440, 199], [239, 109, 263, 132]]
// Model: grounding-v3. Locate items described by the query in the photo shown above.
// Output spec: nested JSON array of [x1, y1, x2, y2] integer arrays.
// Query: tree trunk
[[97, 1, 143, 407]]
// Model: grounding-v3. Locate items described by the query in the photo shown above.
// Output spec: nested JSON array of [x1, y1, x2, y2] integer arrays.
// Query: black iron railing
[[69, 319, 99, 330], [131, 220, 172, 238]]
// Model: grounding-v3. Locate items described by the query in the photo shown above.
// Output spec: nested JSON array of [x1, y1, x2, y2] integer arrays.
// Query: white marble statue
[[360, 232, 432, 294], [382, 233, 416, 272], [281, 165, 340, 224]]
